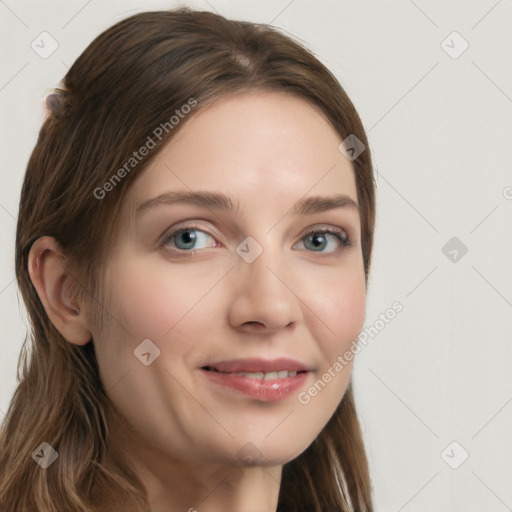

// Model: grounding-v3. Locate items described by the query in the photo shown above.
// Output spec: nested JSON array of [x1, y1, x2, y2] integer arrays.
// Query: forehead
[[129, 90, 357, 217]]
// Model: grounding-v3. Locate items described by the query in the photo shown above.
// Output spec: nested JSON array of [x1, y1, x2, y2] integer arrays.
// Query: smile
[[199, 358, 313, 402], [204, 368, 300, 380]]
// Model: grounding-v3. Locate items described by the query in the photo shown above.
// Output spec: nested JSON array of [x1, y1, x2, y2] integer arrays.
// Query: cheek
[[308, 263, 366, 349], [93, 259, 222, 439], [321, 289, 365, 379], [96, 257, 222, 376], [290, 268, 365, 445], [303, 262, 366, 397], [332, 282, 366, 340], [108, 258, 212, 340]]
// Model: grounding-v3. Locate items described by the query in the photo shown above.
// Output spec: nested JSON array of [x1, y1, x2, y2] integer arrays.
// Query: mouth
[[201, 366, 308, 380], [199, 358, 313, 402], [200, 357, 313, 374]]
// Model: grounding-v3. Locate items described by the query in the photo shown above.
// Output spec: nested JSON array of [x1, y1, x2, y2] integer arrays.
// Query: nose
[[227, 243, 303, 335]]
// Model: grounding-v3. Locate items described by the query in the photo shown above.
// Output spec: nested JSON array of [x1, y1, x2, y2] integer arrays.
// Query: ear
[[27, 236, 91, 346]]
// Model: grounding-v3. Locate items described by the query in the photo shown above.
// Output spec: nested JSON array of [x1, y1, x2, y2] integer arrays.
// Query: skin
[[28, 91, 366, 512]]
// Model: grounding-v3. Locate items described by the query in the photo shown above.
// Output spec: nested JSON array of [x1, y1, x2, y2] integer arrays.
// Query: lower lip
[[200, 369, 309, 402]]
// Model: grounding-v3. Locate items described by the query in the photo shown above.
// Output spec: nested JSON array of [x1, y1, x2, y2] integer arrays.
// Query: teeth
[[238, 371, 264, 379], [232, 370, 298, 379]]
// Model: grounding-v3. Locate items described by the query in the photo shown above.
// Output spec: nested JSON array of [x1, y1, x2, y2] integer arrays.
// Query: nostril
[[243, 321, 266, 330]]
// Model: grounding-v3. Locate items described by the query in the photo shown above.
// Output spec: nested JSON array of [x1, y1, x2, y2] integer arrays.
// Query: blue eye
[[298, 227, 351, 253], [161, 225, 351, 255], [163, 227, 216, 252]]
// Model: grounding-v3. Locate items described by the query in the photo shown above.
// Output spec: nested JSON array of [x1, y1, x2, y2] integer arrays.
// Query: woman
[[0, 7, 375, 511]]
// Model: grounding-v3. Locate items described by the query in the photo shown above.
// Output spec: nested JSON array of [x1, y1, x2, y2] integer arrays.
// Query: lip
[[200, 368, 310, 402], [201, 357, 312, 373], [199, 358, 313, 402]]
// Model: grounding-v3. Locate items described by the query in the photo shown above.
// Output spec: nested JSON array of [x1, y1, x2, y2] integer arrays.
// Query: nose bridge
[[229, 233, 301, 330], [241, 237, 284, 290], [244, 226, 295, 278]]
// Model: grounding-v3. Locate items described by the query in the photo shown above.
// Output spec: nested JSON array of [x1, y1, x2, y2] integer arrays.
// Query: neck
[[103, 407, 283, 512], [139, 454, 282, 512]]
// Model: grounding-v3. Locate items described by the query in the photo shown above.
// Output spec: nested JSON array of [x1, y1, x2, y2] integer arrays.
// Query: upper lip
[[201, 358, 312, 373]]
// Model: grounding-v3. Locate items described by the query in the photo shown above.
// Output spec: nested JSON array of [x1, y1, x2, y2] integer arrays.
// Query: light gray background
[[1, 1, 511, 511]]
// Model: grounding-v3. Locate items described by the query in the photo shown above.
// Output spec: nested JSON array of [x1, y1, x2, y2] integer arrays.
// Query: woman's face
[[94, 91, 366, 468]]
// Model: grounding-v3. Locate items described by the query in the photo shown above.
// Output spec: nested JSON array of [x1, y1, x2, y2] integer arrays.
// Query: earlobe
[[27, 236, 92, 346]]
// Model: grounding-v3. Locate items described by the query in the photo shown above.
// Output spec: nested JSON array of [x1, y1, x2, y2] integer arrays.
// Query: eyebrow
[[136, 191, 359, 217]]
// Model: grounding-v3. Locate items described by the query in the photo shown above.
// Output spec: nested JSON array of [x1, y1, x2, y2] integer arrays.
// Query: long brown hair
[[1, 7, 375, 511]]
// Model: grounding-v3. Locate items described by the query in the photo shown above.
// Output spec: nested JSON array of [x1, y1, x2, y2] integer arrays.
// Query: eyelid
[[159, 220, 220, 246], [297, 223, 349, 240]]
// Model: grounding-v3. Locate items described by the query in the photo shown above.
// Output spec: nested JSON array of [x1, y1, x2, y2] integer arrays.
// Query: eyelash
[[160, 223, 352, 256]]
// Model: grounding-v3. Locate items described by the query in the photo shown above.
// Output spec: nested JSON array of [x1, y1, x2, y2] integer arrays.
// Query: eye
[[294, 227, 351, 254], [161, 225, 217, 253], [160, 223, 351, 255]]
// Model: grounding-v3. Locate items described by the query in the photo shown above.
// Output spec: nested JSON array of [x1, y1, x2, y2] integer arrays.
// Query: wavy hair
[[0, 7, 375, 511]]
